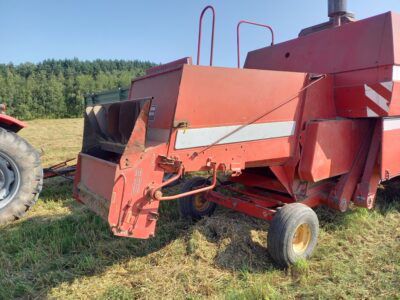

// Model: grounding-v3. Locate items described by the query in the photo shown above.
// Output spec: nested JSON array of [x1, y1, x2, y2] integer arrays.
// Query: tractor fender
[[0, 114, 27, 133]]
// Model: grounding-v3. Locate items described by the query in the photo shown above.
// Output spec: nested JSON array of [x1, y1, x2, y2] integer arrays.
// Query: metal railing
[[237, 20, 274, 68], [197, 5, 216, 66]]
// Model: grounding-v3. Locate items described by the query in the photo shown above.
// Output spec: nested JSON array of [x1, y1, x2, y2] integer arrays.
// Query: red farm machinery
[[0, 105, 43, 225], [72, 0, 400, 266]]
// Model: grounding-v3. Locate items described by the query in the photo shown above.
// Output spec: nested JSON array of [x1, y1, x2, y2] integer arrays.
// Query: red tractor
[[0, 106, 43, 224]]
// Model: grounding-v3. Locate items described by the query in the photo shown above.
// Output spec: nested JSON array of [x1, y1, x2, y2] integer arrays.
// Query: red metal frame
[[327, 121, 375, 212], [197, 5, 216, 66], [353, 120, 381, 209], [205, 191, 276, 221], [237, 20, 274, 68], [73, 8, 400, 240], [149, 162, 219, 201]]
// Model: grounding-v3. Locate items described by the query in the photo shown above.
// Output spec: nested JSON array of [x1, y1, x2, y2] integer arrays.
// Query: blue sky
[[1, 1, 400, 67]]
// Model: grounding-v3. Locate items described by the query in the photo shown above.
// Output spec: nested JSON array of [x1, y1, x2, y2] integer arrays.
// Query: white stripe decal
[[380, 81, 394, 92], [393, 66, 400, 82], [365, 85, 389, 112], [175, 121, 296, 149], [366, 107, 378, 117], [384, 118, 400, 131]]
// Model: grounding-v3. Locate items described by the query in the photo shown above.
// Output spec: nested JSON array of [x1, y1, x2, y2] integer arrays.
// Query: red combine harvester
[[74, 1, 400, 266], [0, 105, 42, 225]]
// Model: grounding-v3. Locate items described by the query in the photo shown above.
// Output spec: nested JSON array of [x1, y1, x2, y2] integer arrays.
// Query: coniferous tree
[[0, 59, 155, 120]]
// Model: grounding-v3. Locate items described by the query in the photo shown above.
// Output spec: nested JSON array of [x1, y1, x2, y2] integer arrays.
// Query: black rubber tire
[[178, 177, 217, 220], [267, 203, 319, 267], [0, 128, 43, 224]]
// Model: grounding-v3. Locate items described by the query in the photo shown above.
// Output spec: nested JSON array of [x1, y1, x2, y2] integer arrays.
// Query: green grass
[[0, 118, 399, 299]]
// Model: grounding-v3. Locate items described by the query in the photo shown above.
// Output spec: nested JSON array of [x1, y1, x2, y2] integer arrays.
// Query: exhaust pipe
[[299, 0, 354, 36], [328, 0, 348, 17], [328, 0, 348, 26]]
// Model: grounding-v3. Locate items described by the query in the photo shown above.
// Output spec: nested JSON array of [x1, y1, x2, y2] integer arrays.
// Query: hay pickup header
[[73, 1, 400, 266]]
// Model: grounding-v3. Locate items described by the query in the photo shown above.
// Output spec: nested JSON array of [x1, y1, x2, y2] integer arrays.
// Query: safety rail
[[197, 5, 216, 66], [237, 20, 275, 68]]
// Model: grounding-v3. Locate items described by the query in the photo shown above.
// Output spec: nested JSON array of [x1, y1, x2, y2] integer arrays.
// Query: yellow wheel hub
[[292, 223, 311, 254], [193, 194, 210, 212]]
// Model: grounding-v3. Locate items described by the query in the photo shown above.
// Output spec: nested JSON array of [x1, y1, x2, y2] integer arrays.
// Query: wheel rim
[[0, 152, 21, 210], [292, 223, 311, 254], [193, 193, 210, 212]]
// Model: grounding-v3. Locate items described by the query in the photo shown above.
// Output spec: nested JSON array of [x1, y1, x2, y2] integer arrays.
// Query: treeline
[[0, 59, 155, 120]]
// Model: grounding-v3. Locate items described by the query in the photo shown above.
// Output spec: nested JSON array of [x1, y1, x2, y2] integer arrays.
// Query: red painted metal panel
[[335, 85, 379, 117], [301, 75, 336, 123], [79, 154, 118, 203], [244, 12, 397, 74], [172, 137, 294, 172], [381, 118, 400, 180], [174, 65, 307, 127], [145, 57, 191, 76], [130, 68, 183, 131], [388, 82, 400, 116], [333, 65, 400, 118], [165, 65, 308, 171], [109, 149, 165, 239], [334, 66, 393, 88], [231, 172, 288, 193], [299, 119, 370, 182], [0, 114, 27, 132], [328, 122, 374, 212]]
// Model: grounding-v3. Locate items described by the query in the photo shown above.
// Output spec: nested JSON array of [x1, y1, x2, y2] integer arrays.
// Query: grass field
[[0, 118, 399, 299]]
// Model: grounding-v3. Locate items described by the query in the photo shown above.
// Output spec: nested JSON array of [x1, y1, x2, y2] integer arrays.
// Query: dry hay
[[187, 209, 272, 272]]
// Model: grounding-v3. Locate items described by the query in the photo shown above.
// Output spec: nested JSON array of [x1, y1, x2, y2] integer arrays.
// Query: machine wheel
[[178, 177, 217, 220], [267, 203, 319, 267], [0, 129, 43, 224]]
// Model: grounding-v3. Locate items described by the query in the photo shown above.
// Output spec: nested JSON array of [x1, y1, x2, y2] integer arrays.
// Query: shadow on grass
[[316, 182, 400, 233], [375, 180, 400, 214], [2, 178, 280, 298], [40, 177, 75, 202], [0, 189, 189, 299], [186, 209, 277, 273], [190, 181, 400, 274], [4, 177, 400, 298]]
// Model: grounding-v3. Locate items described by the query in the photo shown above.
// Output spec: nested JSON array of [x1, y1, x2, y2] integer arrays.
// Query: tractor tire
[[0, 128, 43, 225], [178, 177, 217, 220], [267, 203, 319, 267]]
